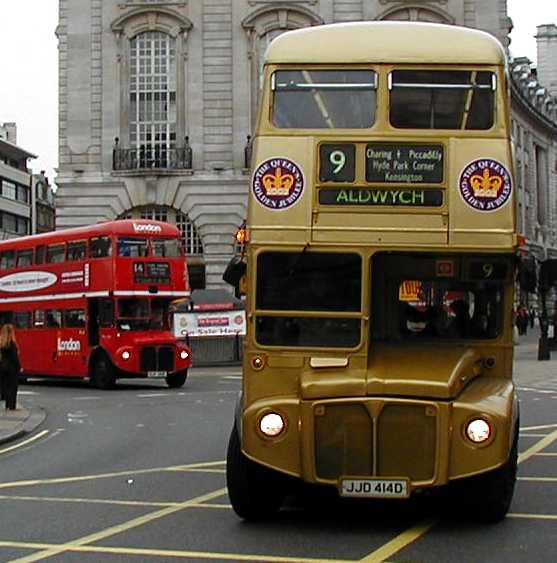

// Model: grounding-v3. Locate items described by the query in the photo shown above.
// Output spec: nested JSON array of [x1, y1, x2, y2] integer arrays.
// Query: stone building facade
[[55, 0, 556, 288]]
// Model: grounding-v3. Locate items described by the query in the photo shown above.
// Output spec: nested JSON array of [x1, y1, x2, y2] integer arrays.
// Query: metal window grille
[[129, 32, 177, 167], [140, 206, 168, 223], [176, 211, 203, 255]]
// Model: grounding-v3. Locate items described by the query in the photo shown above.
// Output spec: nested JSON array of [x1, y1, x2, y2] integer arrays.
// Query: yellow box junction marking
[[0, 431, 49, 456], [2, 427, 557, 563]]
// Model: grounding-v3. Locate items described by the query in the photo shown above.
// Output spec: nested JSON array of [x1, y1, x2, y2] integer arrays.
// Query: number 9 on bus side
[[319, 144, 355, 182]]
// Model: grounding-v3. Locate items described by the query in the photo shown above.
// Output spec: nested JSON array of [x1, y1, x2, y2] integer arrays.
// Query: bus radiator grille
[[314, 403, 436, 482], [140, 346, 175, 372]]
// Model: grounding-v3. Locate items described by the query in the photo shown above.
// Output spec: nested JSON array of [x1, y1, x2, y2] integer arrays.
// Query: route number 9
[[482, 263, 494, 278], [319, 144, 355, 182], [330, 150, 346, 174]]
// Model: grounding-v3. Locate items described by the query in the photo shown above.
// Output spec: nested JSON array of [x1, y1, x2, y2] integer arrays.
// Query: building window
[[176, 211, 203, 256], [0, 212, 28, 235], [535, 145, 549, 226], [129, 31, 177, 168], [17, 184, 29, 203], [140, 206, 167, 222], [1, 179, 17, 200]]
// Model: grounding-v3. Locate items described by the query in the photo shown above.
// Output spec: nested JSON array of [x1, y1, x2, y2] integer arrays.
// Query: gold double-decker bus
[[225, 21, 520, 522]]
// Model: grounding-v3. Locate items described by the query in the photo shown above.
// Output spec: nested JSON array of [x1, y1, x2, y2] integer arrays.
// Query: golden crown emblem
[[262, 167, 294, 196], [470, 168, 503, 198]]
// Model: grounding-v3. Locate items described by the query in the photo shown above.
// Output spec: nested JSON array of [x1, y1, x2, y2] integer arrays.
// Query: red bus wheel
[[90, 354, 116, 390], [165, 370, 187, 388]]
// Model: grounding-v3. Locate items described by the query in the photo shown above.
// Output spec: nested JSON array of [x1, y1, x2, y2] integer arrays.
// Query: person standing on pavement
[[0, 324, 21, 411]]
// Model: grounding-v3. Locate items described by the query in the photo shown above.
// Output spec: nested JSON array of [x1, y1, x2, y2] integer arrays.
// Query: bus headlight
[[465, 418, 491, 443], [180, 350, 189, 360], [121, 350, 131, 360], [259, 412, 285, 437]]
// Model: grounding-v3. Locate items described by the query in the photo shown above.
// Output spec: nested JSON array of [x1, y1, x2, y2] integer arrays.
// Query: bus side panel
[[54, 326, 89, 377], [249, 136, 314, 245], [448, 138, 515, 249]]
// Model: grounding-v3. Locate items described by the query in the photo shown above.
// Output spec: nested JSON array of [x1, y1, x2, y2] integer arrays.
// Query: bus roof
[[264, 22, 506, 66], [0, 220, 181, 250]]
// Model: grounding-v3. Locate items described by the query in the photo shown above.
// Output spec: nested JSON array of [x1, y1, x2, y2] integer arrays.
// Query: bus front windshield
[[255, 251, 362, 348], [372, 254, 507, 342], [117, 298, 171, 331]]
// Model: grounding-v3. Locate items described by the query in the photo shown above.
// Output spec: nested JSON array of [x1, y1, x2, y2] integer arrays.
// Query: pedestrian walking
[[0, 324, 21, 410]]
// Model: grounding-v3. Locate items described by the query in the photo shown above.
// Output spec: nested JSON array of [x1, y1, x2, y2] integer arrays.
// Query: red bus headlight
[[180, 350, 189, 360], [121, 350, 131, 360]]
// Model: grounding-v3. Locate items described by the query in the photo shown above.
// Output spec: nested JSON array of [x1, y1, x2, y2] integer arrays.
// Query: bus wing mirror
[[223, 256, 247, 298]]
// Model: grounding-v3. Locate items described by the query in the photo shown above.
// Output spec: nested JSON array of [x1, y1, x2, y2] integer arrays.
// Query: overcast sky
[[0, 0, 556, 189]]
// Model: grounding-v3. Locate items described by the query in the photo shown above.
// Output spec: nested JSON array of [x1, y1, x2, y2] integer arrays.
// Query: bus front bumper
[[241, 376, 518, 493]]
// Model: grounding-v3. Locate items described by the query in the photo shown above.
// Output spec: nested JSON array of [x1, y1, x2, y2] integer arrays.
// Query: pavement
[[0, 401, 46, 446], [0, 328, 551, 446]]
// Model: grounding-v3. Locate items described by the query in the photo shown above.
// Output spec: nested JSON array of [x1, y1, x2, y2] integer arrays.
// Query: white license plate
[[147, 371, 167, 379], [340, 478, 409, 499]]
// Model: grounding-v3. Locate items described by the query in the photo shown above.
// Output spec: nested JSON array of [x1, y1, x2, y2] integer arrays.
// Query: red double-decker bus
[[0, 220, 192, 389]]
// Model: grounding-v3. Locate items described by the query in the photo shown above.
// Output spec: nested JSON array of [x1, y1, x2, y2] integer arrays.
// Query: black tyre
[[452, 427, 518, 523], [226, 424, 287, 520], [166, 370, 187, 388], [90, 353, 116, 390]]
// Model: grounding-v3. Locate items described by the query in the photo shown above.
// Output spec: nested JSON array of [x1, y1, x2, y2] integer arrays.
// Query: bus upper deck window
[[389, 70, 495, 130], [67, 241, 87, 261], [118, 237, 148, 257], [16, 250, 33, 267], [152, 238, 182, 257], [272, 70, 377, 129], [35, 245, 46, 264], [46, 244, 66, 264], [0, 250, 15, 270], [90, 236, 112, 258]]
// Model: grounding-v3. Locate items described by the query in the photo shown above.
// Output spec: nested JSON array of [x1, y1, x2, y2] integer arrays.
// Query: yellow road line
[[358, 428, 557, 561], [0, 494, 180, 508], [0, 430, 49, 455], [508, 513, 557, 520], [0, 541, 350, 562], [518, 477, 557, 482], [0, 459, 225, 489], [518, 428, 557, 464], [521, 423, 557, 431], [359, 519, 437, 562], [532, 452, 557, 457], [521, 433, 550, 438], [167, 468, 226, 474], [9, 488, 228, 563]]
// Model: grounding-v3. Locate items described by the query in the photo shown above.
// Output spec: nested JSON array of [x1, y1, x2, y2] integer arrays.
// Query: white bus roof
[[265, 22, 506, 66]]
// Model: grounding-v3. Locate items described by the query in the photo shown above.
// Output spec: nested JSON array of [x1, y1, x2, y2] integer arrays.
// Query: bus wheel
[[452, 427, 518, 523], [90, 354, 116, 390], [226, 424, 287, 520], [166, 370, 187, 388]]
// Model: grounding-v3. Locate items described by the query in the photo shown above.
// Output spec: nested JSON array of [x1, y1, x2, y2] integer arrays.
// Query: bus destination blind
[[319, 187, 443, 207], [366, 144, 444, 184]]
